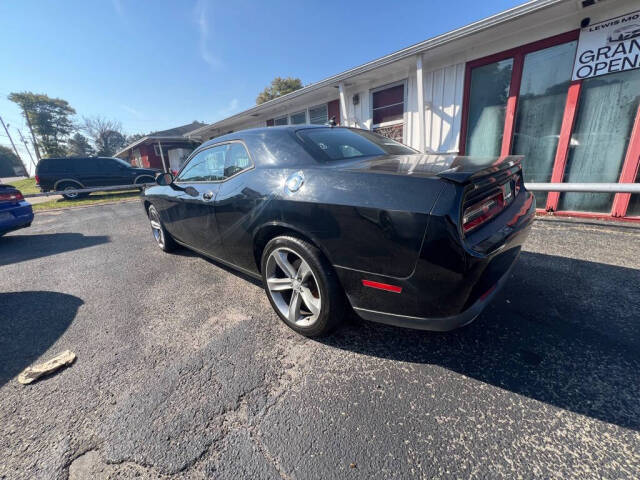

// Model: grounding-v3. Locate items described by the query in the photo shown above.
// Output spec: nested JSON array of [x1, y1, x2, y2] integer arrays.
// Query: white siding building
[[188, 0, 640, 221]]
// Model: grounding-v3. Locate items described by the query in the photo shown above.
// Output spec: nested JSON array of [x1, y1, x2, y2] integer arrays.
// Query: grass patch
[[32, 190, 141, 211], [7, 177, 39, 195]]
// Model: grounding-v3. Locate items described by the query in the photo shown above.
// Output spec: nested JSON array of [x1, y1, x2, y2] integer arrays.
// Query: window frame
[[370, 80, 407, 129], [308, 103, 329, 125], [289, 110, 307, 125], [174, 140, 255, 184], [273, 116, 288, 126], [458, 29, 640, 220]]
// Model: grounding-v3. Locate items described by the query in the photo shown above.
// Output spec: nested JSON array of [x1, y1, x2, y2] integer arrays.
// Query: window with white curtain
[[290, 111, 306, 125], [511, 41, 577, 207], [558, 69, 640, 213], [465, 59, 513, 157], [309, 104, 328, 125]]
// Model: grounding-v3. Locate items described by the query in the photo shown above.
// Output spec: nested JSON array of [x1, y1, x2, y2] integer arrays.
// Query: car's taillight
[[462, 192, 504, 234], [35, 175, 40, 184], [0, 191, 24, 202]]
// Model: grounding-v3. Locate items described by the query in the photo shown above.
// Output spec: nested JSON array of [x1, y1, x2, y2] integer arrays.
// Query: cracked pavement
[[1, 202, 639, 479]]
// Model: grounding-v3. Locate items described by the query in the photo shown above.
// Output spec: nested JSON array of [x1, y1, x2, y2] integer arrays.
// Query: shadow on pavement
[[0, 291, 83, 386], [0, 233, 109, 267], [171, 247, 263, 287], [324, 251, 640, 431]]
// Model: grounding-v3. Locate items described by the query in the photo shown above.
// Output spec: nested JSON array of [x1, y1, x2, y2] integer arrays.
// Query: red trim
[[611, 103, 640, 217], [459, 29, 579, 156], [362, 279, 402, 293], [536, 210, 640, 223], [546, 81, 581, 211], [458, 61, 473, 155], [501, 54, 524, 156], [466, 30, 580, 69]]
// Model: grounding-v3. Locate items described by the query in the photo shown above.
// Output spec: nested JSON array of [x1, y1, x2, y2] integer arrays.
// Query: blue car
[[0, 183, 34, 236]]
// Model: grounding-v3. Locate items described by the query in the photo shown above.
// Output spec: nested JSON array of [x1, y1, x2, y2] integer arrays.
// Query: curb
[[34, 198, 140, 214]]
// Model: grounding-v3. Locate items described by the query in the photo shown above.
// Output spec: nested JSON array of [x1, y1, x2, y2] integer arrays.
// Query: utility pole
[[0, 115, 20, 157], [22, 110, 41, 162], [17, 129, 37, 172], [0, 115, 29, 177]]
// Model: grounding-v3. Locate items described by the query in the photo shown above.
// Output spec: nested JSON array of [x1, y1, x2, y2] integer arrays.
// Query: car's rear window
[[38, 158, 95, 173], [37, 159, 69, 173], [296, 127, 416, 161]]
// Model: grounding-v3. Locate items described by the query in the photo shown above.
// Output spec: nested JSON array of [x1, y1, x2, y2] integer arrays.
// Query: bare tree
[[83, 116, 127, 156]]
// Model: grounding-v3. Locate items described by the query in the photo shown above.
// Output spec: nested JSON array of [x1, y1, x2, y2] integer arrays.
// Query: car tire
[[147, 205, 176, 252], [261, 235, 345, 337], [59, 182, 83, 200]]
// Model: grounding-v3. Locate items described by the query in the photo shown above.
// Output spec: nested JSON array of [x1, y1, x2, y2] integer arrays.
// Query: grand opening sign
[[572, 10, 640, 80]]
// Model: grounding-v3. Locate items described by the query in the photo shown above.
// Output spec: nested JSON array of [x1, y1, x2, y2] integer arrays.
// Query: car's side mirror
[[156, 172, 174, 186]]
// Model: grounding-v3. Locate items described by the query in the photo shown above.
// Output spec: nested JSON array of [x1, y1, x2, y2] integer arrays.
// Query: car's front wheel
[[148, 205, 176, 252], [261, 235, 345, 337]]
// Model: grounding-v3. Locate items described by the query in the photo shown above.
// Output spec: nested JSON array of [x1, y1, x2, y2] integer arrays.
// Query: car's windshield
[[297, 127, 416, 161]]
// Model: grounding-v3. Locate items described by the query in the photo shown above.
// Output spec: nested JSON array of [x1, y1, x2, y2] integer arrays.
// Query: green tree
[[0, 145, 26, 177], [8, 91, 76, 157], [83, 116, 127, 156], [126, 133, 147, 144], [66, 133, 94, 157], [256, 77, 303, 105]]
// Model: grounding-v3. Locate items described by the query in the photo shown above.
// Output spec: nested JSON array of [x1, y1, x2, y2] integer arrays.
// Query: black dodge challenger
[[142, 126, 535, 336]]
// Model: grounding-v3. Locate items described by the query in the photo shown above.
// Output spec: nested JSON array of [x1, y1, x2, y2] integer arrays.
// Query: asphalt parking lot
[[1, 201, 639, 479]]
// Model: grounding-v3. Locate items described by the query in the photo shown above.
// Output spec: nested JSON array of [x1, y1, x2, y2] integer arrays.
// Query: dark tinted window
[[70, 159, 84, 172], [38, 158, 69, 173], [96, 158, 121, 173], [177, 143, 252, 182], [177, 145, 226, 182], [297, 127, 416, 161], [224, 143, 252, 177], [372, 84, 404, 125]]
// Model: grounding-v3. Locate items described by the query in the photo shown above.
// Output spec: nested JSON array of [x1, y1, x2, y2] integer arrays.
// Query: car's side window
[[223, 143, 252, 178], [97, 158, 117, 173], [177, 145, 226, 182]]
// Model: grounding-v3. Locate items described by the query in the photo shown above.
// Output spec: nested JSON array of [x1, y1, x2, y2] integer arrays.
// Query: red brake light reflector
[[0, 191, 24, 202], [362, 279, 402, 293], [462, 192, 504, 233]]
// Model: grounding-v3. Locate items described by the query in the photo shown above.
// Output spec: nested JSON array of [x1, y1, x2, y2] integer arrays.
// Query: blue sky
[[1, 0, 522, 160]]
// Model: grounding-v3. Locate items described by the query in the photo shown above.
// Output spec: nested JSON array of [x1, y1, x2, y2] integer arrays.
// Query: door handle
[[202, 191, 214, 200]]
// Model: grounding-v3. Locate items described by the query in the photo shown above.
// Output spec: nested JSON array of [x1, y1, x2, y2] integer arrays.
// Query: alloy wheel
[[265, 247, 321, 327], [148, 208, 165, 248], [64, 186, 79, 199]]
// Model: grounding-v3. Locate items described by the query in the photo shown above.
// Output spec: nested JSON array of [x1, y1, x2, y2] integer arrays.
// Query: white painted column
[[338, 82, 348, 126], [416, 54, 425, 153], [158, 141, 168, 172]]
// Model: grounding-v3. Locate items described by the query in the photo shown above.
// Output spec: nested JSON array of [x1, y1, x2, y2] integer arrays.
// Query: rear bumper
[[353, 252, 517, 331], [337, 190, 535, 331], [0, 201, 34, 234]]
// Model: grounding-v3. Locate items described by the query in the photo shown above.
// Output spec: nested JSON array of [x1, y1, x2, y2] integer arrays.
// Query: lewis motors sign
[[572, 10, 640, 80]]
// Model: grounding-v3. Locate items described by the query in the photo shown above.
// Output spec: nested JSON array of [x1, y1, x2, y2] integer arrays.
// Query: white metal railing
[[22, 183, 155, 198], [19, 182, 640, 199], [524, 183, 640, 193]]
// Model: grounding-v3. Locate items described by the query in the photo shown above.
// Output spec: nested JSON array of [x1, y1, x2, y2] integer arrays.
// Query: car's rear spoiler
[[436, 155, 523, 184]]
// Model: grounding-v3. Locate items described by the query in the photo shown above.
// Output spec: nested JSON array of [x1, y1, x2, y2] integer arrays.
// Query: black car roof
[[39, 156, 120, 161], [199, 124, 337, 149]]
